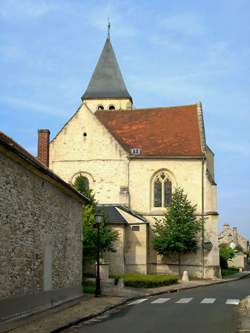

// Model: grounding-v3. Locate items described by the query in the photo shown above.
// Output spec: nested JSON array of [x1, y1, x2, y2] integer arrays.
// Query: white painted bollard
[[182, 270, 189, 282], [97, 263, 109, 281]]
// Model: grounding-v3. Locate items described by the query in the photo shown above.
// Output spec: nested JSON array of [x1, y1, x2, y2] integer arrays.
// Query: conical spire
[[81, 37, 132, 101]]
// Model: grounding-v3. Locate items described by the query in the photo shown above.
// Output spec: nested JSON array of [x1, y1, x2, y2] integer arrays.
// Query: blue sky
[[1, 0, 250, 239]]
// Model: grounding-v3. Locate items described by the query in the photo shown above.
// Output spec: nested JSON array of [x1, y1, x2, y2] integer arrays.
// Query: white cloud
[[1, 96, 56, 115], [0, 44, 25, 60], [160, 14, 205, 36], [0, 0, 56, 19], [85, 3, 137, 38], [216, 142, 250, 157], [129, 73, 213, 101], [150, 35, 184, 52]]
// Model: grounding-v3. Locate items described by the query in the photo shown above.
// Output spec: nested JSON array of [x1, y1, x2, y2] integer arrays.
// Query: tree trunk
[[178, 252, 181, 277]]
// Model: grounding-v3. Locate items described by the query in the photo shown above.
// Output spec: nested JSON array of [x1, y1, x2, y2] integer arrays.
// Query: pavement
[[1, 272, 249, 333], [63, 275, 250, 333], [239, 296, 250, 332]]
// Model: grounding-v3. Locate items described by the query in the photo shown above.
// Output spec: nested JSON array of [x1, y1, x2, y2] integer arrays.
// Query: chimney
[[38, 129, 50, 167], [233, 227, 238, 244], [223, 224, 230, 230]]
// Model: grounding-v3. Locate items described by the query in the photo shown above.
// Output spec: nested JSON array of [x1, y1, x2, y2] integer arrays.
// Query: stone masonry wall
[[49, 103, 220, 279], [0, 151, 82, 300]]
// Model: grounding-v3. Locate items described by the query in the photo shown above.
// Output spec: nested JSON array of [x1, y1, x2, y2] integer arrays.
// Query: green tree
[[73, 176, 118, 274], [152, 187, 201, 276], [219, 244, 235, 269]]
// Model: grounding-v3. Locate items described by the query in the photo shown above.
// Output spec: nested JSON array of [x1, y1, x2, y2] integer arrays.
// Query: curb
[[50, 273, 250, 333]]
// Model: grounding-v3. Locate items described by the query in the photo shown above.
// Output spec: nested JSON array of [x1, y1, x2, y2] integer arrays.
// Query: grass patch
[[221, 267, 239, 278], [83, 280, 96, 294], [115, 274, 178, 288]]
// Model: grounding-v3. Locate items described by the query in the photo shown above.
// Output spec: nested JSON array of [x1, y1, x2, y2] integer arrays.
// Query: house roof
[[0, 131, 90, 204], [81, 38, 132, 101], [96, 204, 147, 224], [95, 104, 205, 157]]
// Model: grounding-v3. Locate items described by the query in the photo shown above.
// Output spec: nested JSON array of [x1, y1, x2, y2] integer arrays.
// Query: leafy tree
[[219, 244, 235, 269], [152, 187, 202, 276], [73, 175, 95, 202], [73, 176, 118, 274]]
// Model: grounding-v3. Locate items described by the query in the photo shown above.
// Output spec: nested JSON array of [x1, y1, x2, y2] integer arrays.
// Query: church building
[[38, 31, 220, 279]]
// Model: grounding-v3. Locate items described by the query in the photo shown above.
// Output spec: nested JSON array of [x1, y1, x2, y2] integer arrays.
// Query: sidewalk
[[1, 272, 249, 333], [239, 296, 250, 332]]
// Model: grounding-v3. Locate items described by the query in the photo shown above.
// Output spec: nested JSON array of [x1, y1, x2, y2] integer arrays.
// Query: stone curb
[[50, 273, 250, 333]]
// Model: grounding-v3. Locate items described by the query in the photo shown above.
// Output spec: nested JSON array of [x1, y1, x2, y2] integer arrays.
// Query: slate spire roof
[[81, 37, 132, 101]]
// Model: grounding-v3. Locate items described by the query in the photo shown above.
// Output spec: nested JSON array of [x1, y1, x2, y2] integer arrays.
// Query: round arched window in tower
[[97, 105, 104, 111], [109, 105, 115, 110]]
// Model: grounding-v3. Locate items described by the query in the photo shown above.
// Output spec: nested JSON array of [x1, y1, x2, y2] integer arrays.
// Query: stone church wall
[[50, 104, 129, 204], [49, 103, 220, 279], [0, 149, 83, 303], [129, 159, 220, 279]]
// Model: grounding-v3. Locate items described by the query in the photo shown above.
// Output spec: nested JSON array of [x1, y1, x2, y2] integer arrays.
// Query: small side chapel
[[40, 30, 220, 279]]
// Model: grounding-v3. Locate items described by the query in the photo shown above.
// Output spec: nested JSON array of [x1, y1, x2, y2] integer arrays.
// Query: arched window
[[97, 105, 104, 111], [153, 171, 172, 208], [109, 105, 115, 110], [73, 175, 89, 195]]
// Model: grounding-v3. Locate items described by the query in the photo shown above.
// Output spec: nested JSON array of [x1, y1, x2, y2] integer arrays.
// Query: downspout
[[128, 159, 131, 208], [201, 156, 205, 278]]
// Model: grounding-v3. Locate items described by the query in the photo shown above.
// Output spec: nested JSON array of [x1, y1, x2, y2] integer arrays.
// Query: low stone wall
[[148, 263, 221, 279]]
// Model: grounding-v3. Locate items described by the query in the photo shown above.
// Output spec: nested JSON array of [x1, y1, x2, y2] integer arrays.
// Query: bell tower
[[81, 24, 133, 112]]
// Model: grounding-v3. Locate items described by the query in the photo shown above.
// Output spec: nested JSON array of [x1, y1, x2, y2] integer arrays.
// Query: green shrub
[[83, 272, 96, 278], [221, 267, 239, 278], [83, 280, 96, 294], [219, 244, 235, 269], [116, 274, 178, 288]]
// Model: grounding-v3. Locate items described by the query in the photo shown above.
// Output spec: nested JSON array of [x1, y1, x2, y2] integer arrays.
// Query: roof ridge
[[96, 103, 198, 113], [0, 131, 89, 203]]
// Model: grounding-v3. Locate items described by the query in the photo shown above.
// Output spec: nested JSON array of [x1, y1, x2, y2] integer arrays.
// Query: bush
[[219, 244, 235, 269], [221, 267, 239, 278], [83, 280, 96, 294], [115, 274, 178, 288]]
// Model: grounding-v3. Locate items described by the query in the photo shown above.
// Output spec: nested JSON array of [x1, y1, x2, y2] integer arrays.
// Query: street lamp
[[94, 213, 103, 297]]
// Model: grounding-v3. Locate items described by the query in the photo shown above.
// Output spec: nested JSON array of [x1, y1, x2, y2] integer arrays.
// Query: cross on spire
[[107, 18, 111, 39]]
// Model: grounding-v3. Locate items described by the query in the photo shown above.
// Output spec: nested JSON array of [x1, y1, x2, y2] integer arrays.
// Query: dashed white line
[[226, 299, 240, 305], [128, 298, 148, 305], [201, 298, 216, 304], [151, 298, 171, 304], [176, 298, 193, 304], [127, 297, 242, 306]]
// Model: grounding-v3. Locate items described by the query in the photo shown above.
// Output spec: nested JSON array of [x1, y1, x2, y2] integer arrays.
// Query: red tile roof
[[95, 104, 204, 157]]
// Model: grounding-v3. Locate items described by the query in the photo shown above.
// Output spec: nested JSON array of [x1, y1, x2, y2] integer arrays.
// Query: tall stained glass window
[[153, 171, 172, 208]]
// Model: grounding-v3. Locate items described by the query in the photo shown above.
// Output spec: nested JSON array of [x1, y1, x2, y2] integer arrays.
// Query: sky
[[1, 0, 250, 239]]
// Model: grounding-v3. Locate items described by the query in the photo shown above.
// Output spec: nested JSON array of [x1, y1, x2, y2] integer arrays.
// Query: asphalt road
[[67, 277, 250, 333]]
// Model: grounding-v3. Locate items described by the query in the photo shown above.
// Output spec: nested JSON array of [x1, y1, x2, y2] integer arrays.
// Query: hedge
[[116, 274, 178, 288], [221, 267, 239, 278], [82, 280, 96, 294]]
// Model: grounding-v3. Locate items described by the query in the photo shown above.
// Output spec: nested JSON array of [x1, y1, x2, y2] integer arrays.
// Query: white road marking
[[226, 299, 240, 305], [176, 298, 193, 304], [201, 298, 216, 304], [151, 298, 171, 304], [128, 298, 148, 305]]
